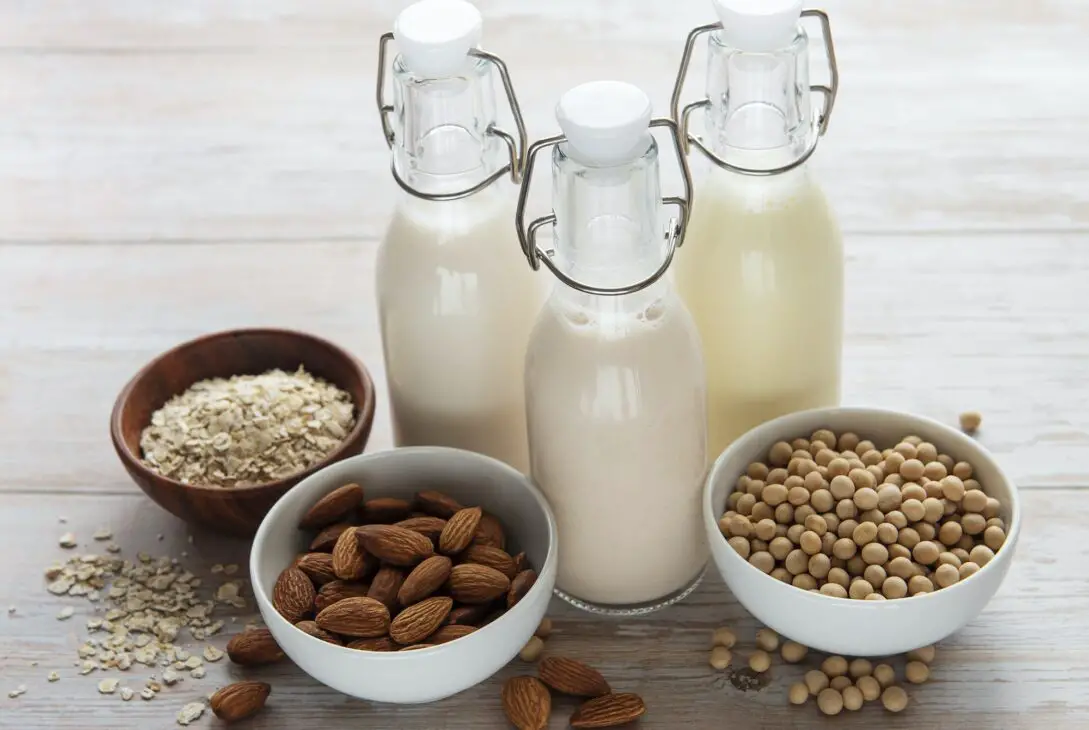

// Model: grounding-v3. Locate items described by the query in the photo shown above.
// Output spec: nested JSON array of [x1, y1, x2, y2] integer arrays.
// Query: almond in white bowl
[[250, 446, 558, 704]]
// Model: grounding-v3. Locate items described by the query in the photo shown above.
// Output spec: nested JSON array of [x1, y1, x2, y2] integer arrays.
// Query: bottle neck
[[390, 55, 503, 197], [548, 138, 670, 311], [703, 27, 813, 172]]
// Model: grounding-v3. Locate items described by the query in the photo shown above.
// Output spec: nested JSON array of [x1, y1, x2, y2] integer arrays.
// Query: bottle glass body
[[376, 56, 544, 473], [674, 28, 844, 461], [525, 139, 708, 613]]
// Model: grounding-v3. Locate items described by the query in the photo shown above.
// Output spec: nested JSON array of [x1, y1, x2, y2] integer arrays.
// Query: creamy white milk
[[526, 286, 708, 607], [675, 164, 843, 459], [377, 185, 544, 473]]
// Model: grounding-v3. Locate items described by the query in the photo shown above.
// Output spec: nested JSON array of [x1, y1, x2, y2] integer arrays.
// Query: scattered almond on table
[[503, 656, 646, 729]]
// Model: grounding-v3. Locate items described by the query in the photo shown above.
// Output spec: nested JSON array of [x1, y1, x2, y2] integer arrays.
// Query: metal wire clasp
[[668, 9, 839, 177], [513, 118, 694, 297], [375, 32, 529, 201]]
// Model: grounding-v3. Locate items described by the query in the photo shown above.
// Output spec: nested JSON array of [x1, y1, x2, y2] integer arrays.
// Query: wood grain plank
[[1, 233, 1087, 494], [1, 0, 1086, 242], [0, 489, 1085, 728]]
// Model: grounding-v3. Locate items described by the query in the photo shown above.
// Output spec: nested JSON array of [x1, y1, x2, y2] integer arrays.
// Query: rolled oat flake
[[140, 366, 355, 487]]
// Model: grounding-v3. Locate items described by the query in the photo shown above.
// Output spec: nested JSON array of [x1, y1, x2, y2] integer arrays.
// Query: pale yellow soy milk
[[674, 165, 843, 457]]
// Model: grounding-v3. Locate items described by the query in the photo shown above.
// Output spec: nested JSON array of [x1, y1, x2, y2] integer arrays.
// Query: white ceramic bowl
[[704, 407, 1021, 656], [251, 446, 558, 704]]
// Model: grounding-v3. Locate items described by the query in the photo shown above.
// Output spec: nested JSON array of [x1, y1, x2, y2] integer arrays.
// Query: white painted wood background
[[1, 0, 1088, 727]]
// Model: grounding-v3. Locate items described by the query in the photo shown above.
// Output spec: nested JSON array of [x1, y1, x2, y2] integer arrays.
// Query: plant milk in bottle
[[375, 0, 543, 473], [670, 0, 844, 459], [516, 81, 708, 613]]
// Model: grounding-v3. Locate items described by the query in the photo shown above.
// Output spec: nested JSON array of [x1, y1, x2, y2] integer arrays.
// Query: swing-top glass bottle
[[670, 0, 845, 460], [374, 0, 544, 473], [516, 81, 709, 614]]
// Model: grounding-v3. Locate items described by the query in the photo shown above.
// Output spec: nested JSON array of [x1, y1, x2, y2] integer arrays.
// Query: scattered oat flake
[[184, 656, 202, 670], [105, 543, 122, 554], [8, 685, 27, 698], [57, 606, 75, 620], [211, 564, 224, 574], [47, 671, 60, 682], [140, 687, 156, 701], [98, 678, 120, 694], [177, 701, 206, 726], [59, 532, 78, 548], [162, 668, 181, 686], [223, 564, 239, 575], [93, 528, 113, 541], [190, 667, 206, 679], [120, 687, 134, 701], [202, 646, 223, 663]]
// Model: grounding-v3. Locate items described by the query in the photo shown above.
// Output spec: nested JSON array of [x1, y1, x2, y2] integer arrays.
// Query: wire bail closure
[[514, 117, 694, 297], [668, 9, 838, 177], [376, 32, 529, 201]]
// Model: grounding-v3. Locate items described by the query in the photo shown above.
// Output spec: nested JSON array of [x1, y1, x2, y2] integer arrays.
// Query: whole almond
[[538, 657, 611, 697], [226, 629, 284, 666], [570, 693, 647, 728], [332, 528, 371, 581], [314, 580, 370, 612], [415, 490, 464, 519], [210, 681, 271, 723], [315, 596, 390, 638], [439, 506, 483, 555], [448, 563, 511, 604], [395, 516, 447, 543], [502, 676, 551, 730], [462, 544, 516, 579], [272, 567, 315, 624], [472, 511, 507, 550], [310, 522, 353, 552], [397, 555, 452, 606], [444, 603, 492, 626], [357, 524, 434, 566], [389, 596, 453, 645], [507, 568, 537, 609], [362, 497, 413, 524], [294, 620, 343, 646], [300, 483, 364, 530], [296, 553, 337, 586], [367, 566, 406, 612], [428, 624, 477, 644], [347, 636, 397, 652]]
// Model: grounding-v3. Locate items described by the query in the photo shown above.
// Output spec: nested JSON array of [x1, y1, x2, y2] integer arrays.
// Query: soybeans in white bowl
[[703, 407, 1020, 656]]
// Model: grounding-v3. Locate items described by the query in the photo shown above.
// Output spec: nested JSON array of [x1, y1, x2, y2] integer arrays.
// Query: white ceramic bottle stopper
[[555, 80, 653, 167], [711, 0, 803, 53], [393, 0, 483, 77]]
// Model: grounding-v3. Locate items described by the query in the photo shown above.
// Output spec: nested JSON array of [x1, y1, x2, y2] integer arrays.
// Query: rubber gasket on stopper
[[711, 0, 803, 53], [555, 81, 653, 167], [393, 0, 483, 77]]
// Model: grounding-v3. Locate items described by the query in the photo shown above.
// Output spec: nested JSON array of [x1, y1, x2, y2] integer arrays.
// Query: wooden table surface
[[3, 0, 1089, 727]]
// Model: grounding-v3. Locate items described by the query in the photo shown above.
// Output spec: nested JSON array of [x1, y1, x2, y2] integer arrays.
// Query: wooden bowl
[[110, 328, 377, 537]]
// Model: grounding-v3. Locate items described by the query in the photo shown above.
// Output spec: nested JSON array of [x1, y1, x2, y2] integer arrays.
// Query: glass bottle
[[669, 0, 844, 461], [374, 0, 544, 473], [515, 81, 708, 614]]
